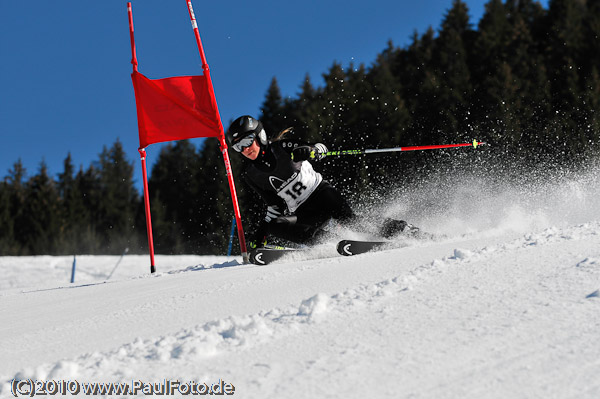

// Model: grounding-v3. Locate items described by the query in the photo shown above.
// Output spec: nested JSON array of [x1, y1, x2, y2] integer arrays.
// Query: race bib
[[276, 162, 322, 212]]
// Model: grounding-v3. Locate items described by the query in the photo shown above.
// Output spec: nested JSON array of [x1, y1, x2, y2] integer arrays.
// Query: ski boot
[[380, 218, 420, 238]]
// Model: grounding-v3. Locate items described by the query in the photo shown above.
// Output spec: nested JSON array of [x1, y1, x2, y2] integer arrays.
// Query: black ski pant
[[266, 181, 355, 244]]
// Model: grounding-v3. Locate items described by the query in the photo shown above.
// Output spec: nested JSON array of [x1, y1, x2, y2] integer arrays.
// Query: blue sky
[[0, 0, 547, 192]]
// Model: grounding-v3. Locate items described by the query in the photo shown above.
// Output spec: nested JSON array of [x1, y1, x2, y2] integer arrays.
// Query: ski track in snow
[[2, 221, 600, 398]]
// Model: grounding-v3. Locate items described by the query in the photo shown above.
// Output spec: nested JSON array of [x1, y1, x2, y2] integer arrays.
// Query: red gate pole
[[128, 2, 137, 73], [184, 0, 248, 263], [129, 2, 156, 273], [138, 148, 156, 273]]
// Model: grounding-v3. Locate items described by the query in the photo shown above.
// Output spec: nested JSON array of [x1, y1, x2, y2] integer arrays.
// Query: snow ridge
[[4, 222, 599, 392]]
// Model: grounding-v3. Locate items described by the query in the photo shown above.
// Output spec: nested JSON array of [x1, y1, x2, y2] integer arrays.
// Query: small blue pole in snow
[[70, 255, 76, 283], [107, 247, 129, 280], [227, 217, 236, 256]]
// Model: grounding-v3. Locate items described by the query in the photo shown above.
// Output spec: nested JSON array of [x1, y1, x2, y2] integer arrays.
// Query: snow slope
[[1, 166, 600, 398]]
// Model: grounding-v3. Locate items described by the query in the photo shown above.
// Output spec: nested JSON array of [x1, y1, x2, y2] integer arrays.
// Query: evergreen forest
[[1, 0, 599, 255]]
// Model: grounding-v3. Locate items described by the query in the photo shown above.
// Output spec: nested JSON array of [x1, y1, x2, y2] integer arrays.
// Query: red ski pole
[[320, 140, 484, 158]]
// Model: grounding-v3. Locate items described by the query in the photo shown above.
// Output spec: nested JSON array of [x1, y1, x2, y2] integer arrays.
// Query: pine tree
[[97, 139, 140, 253], [505, 0, 552, 157], [400, 27, 437, 144], [544, 0, 587, 156], [353, 46, 413, 193], [318, 62, 352, 147], [582, 0, 600, 148], [582, 66, 600, 147], [365, 42, 411, 147], [149, 140, 202, 254], [341, 63, 370, 148], [432, 0, 474, 141], [56, 154, 89, 254], [260, 77, 288, 137], [585, 0, 600, 74], [294, 74, 322, 142], [0, 180, 13, 254], [471, 0, 519, 148], [6, 160, 27, 254], [194, 138, 233, 253], [21, 161, 61, 254], [75, 164, 102, 253]]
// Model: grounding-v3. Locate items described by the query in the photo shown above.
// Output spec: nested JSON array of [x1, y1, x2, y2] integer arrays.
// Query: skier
[[226, 115, 412, 249]]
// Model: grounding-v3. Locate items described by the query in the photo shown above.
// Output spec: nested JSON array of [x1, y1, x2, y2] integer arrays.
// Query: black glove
[[292, 146, 314, 161], [292, 143, 328, 161]]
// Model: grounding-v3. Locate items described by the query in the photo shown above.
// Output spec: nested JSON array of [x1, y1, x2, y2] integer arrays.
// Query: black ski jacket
[[243, 139, 323, 216]]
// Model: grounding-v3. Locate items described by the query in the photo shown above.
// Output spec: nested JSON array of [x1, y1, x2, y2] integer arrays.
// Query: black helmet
[[226, 115, 268, 152]]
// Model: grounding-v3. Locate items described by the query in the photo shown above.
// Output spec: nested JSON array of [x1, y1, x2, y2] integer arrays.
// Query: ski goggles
[[232, 134, 256, 152]]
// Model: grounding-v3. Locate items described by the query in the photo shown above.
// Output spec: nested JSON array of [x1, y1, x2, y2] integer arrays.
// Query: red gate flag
[[128, 1, 249, 272], [131, 71, 220, 148]]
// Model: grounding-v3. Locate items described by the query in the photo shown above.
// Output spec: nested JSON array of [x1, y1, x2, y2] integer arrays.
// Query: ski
[[249, 246, 300, 265], [250, 230, 431, 264], [336, 240, 389, 256]]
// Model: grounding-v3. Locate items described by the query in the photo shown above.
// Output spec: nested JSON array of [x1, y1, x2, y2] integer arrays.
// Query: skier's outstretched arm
[[291, 143, 328, 161]]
